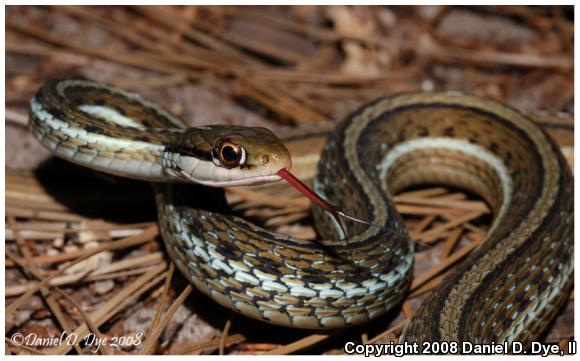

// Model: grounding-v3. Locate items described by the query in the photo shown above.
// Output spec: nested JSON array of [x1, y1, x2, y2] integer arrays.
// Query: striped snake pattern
[[29, 78, 573, 346]]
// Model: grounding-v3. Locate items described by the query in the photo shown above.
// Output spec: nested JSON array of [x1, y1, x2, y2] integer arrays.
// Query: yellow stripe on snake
[[29, 78, 573, 346]]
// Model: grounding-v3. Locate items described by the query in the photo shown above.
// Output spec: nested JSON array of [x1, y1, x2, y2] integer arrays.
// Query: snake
[[29, 78, 573, 346]]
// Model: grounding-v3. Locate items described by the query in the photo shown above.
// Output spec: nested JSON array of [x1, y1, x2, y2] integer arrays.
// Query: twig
[[6, 226, 158, 315], [138, 284, 192, 355], [263, 333, 330, 355], [138, 263, 175, 355], [52, 264, 167, 354], [175, 333, 246, 355], [418, 33, 572, 70], [6, 254, 165, 296], [415, 212, 482, 243], [55, 288, 113, 355], [219, 313, 235, 355], [6, 226, 158, 267], [440, 227, 464, 258], [5, 242, 84, 354], [5, 109, 29, 127]]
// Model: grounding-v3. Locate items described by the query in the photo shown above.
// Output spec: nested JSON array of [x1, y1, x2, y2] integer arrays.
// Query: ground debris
[[5, 5, 573, 355]]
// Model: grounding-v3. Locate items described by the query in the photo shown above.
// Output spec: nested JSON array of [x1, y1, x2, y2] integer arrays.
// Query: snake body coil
[[30, 78, 573, 345]]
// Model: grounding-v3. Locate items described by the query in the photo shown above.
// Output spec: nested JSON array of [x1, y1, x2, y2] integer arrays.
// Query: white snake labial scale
[[29, 79, 573, 345]]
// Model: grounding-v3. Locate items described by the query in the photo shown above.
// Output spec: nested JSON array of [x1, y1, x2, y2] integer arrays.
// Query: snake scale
[[29, 78, 573, 346]]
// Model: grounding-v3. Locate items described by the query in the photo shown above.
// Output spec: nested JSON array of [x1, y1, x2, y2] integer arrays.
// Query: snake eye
[[218, 142, 246, 168]]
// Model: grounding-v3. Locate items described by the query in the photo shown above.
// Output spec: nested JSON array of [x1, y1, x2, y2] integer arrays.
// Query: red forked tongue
[[277, 169, 419, 251], [277, 169, 370, 228]]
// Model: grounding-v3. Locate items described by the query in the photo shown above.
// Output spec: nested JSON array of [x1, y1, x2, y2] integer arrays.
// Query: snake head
[[165, 125, 292, 187]]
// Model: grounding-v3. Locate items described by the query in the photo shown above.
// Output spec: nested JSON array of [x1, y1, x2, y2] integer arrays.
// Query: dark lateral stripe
[[35, 79, 183, 146], [457, 150, 572, 341], [336, 98, 549, 342], [165, 146, 213, 162]]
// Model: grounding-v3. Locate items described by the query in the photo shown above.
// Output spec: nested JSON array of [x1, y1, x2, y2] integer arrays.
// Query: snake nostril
[[261, 154, 269, 164]]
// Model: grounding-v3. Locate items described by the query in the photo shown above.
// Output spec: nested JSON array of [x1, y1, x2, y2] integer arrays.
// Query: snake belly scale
[[29, 78, 573, 344]]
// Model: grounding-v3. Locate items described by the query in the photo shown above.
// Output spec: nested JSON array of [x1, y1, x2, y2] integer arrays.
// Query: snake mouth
[[194, 173, 282, 187]]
